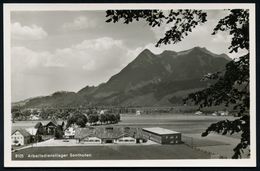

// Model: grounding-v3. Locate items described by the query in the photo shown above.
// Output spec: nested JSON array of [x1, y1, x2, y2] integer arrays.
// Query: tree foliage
[[99, 114, 107, 124], [106, 9, 207, 47], [105, 9, 250, 159], [67, 113, 88, 128], [184, 9, 249, 159], [212, 9, 249, 53], [88, 114, 99, 124]]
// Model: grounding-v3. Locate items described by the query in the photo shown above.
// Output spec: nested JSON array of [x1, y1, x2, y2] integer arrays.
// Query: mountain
[[17, 47, 231, 108]]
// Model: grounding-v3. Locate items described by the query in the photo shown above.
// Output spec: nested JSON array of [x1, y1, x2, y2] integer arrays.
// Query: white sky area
[[11, 10, 248, 102]]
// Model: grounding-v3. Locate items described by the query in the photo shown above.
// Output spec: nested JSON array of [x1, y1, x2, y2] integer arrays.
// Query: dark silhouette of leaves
[[212, 9, 249, 53], [105, 10, 207, 47]]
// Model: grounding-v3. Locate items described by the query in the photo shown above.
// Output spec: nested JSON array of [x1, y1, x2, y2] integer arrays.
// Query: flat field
[[12, 144, 210, 160], [12, 113, 236, 134], [117, 113, 238, 135]]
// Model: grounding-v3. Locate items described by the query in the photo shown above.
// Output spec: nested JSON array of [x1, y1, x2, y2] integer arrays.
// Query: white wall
[[81, 137, 102, 144], [116, 137, 136, 144], [11, 131, 25, 145], [64, 127, 75, 137]]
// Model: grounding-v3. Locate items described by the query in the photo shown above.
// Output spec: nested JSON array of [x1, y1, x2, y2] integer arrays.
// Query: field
[[12, 113, 246, 159], [12, 113, 236, 134], [12, 144, 210, 160], [118, 113, 236, 134]]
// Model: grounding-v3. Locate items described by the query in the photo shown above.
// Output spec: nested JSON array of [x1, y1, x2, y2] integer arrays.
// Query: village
[[12, 120, 182, 148], [11, 106, 234, 151], [11, 108, 183, 151]]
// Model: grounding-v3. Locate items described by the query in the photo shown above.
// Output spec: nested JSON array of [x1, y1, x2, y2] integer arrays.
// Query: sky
[[10, 10, 247, 102]]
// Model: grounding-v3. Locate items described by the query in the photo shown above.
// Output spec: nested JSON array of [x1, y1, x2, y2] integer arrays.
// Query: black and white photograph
[[3, 3, 256, 167]]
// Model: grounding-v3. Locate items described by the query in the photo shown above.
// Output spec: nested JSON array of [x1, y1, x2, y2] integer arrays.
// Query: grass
[[12, 113, 235, 135], [12, 144, 210, 160], [182, 135, 229, 147], [116, 113, 236, 134]]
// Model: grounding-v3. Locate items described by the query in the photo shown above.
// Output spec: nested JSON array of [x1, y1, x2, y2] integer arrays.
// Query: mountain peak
[[134, 49, 156, 62], [188, 46, 231, 60], [191, 46, 207, 52], [140, 48, 154, 55], [159, 50, 178, 57]]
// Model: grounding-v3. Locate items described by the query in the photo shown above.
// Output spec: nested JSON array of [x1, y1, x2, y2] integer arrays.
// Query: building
[[29, 114, 40, 120], [142, 127, 181, 144], [25, 127, 38, 136], [25, 127, 43, 142], [75, 128, 102, 144], [136, 110, 141, 115], [42, 120, 65, 135], [195, 111, 203, 115], [75, 126, 145, 144], [11, 129, 31, 146], [64, 126, 77, 139]]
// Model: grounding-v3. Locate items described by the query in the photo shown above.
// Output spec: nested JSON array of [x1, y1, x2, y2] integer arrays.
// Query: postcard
[[4, 3, 256, 167]]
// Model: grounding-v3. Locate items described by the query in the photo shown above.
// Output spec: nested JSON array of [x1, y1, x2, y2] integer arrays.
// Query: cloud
[[11, 46, 65, 71], [62, 16, 97, 31], [11, 37, 139, 101], [11, 22, 48, 40], [148, 11, 244, 59], [12, 37, 134, 72], [212, 33, 232, 43]]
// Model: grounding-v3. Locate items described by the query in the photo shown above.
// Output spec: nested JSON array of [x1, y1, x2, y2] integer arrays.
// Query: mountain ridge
[[14, 47, 231, 108]]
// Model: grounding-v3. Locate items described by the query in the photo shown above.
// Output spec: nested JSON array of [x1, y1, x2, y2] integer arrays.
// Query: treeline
[[11, 107, 122, 121], [66, 112, 121, 128]]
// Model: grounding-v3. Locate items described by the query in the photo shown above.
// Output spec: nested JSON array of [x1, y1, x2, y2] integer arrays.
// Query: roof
[[75, 126, 144, 140], [25, 127, 38, 136], [142, 127, 180, 135], [12, 129, 31, 137], [43, 120, 65, 127], [34, 122, 43, 128]]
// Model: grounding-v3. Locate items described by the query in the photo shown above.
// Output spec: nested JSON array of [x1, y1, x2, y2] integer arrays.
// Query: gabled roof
[[94, 127, 125, 139], [75, 127, 95, 139], [43, 120, 65, 127], [25, 127, 38, 136], [12, 129, 31, 137], [75, 126, 144, 140]]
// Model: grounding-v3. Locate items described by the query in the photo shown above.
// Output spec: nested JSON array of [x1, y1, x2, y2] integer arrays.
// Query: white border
[[4, 3, 256, 167]]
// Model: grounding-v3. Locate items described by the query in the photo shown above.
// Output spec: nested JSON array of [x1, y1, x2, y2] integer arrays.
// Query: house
[[11, 129, 31, 146], [136, 110, 141, 115], [74, 126, 145, 144], [25, 127, 42, 142], [25, 127, 38, 136], [219, 111, 229, 116], [29, 114, 40, 120], [64, 125, 77, 139], [44, 121, 58, 135], [42, 120, 65, 135], [142, 127, 181, 144], [212, 112, 218, 116], [195, 111, 203, 115]]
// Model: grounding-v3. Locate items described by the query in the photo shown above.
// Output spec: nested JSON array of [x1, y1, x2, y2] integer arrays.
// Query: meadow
[[12, 144, 210, 160]]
